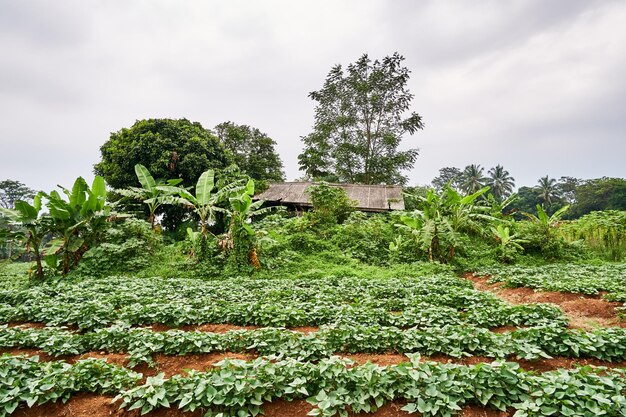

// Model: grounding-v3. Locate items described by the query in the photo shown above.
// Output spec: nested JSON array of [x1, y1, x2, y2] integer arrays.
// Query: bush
[[72, 218, 161, 278], [306, 183, 356, 226], [330, 212, 395, 265]]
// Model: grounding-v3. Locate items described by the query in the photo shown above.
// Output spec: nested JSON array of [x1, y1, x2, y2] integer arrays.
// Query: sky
[[0, 0, 625, 193]]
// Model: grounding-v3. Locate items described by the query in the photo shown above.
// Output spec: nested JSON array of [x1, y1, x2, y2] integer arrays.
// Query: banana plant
[[116, 164, 182, 230], [0, 194, 48, 280], [160, 169, 243, 238], [396, 185, 495, 263], [225, 179, 276, 269], [43, 176, 111, 275], [491, 224, 528, 263]]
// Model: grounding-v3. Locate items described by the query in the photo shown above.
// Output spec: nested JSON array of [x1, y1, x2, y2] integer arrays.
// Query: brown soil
[[489, 325, 521, 333], [464, 273, 626, 329], [5, 347, 625, 375], [151, 352, 257, 377], [7, 322, 48, 329], [291, 326, 320, 334], [142, 323, 260, 333], [341, 353, 411, 366], [12, 396, 516, 417], [460, 405, 512, 417], [13, 394, 127, 417]]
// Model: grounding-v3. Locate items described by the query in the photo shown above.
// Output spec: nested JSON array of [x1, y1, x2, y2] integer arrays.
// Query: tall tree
[[570, 177, 626, 217], [0, 180, 36, 209], [487, 165, 515, 201], [214, 122, 285, 182], [94, 118, 230, 230], [431, 167, 463, 191], [298, 52, 424, 185], [461, 164, 487, 194], [536, 176, 561, 209]]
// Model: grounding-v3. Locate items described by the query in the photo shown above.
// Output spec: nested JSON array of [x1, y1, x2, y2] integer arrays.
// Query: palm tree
[[487, 165, 515, 201], [461, 164, 487, 194], [536, 176, 561, 209]]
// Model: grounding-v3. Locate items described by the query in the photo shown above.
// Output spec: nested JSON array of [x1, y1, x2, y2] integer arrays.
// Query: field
[[1, 262, 626, 417]]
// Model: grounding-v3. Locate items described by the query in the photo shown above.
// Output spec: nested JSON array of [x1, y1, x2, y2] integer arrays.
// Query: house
[[255, 182, 405, 212]]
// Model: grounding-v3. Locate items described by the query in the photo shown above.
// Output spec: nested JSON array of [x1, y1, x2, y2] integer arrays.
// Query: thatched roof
[[255, 182, 405, 212]]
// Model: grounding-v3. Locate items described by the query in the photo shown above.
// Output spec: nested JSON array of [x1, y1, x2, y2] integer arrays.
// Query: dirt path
[[464, 273, 626, 329]]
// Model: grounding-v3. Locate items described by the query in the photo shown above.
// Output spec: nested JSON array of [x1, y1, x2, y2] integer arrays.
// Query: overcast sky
[[1, 0, 625, 193]]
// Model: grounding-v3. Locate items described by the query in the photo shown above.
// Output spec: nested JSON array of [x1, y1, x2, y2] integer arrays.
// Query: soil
[[464, 273, 626, 329], [142, 323, 260, 333], [13, 397, 514, 417]]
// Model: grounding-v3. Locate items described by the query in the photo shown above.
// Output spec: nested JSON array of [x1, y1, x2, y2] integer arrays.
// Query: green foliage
[[560, 210, 626, 261], [42, 176, 111, 275], [94, 118, 230, 230], [116, 164, 183, 230], [431, 167, 463, 192], [474, 262, 626, 302], [0, 355, 141, 415], [397, 186, 495, 263], [518, 205, 573, 260], [491, 224, 527, 263], [570, 177, 626, 218], [298, 53, 423, 185], [486, 164, 515, 201], [0, 180, 35, 210], [214, 121, 285, 181], [305, 183, 355, 227], [72, 218, 162, 278], [330, 212, 395, 264]]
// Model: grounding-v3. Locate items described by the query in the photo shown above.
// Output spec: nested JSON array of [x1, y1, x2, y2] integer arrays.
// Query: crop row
[[3, 323, 626, 365], [472, 263, 626, 302], [3, 354, 625, 417], [0, 275, 567, 329], [0, 299, 566, 330]]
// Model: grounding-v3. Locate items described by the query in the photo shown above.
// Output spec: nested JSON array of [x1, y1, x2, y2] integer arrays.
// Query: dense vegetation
[[1, 53, 626, 417]]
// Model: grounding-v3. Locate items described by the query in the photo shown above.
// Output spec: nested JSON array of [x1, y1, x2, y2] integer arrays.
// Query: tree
[[0, 180, 36, 209], [94, 118, 231, 230], [431, 167, 463, 191], [536, 176, 561, 210], [557, 176, 580, 206], [487, 165, 515, 201], [214, 122, 285, 182], [570, 177, 626, 217], [298, 53, 424, 185], [461, 164, 487, 194]]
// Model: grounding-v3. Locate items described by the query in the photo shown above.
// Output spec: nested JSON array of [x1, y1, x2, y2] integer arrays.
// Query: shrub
[[72, 218, 161, 278]]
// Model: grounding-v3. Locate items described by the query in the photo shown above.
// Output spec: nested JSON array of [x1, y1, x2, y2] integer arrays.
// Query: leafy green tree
[[94, 118, 231, 229], [214, 122, 285, 182], [306, 183, 356, 226], [461, 164, 487, 194], [298, 53, 424, 185], [487, 165, 515, 201], [431, 167, 463, 191], [570, 177, 626, 218], [536, 176, 561, 210], [557, 176, 580, 206], [0, 180, 36, 209]]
